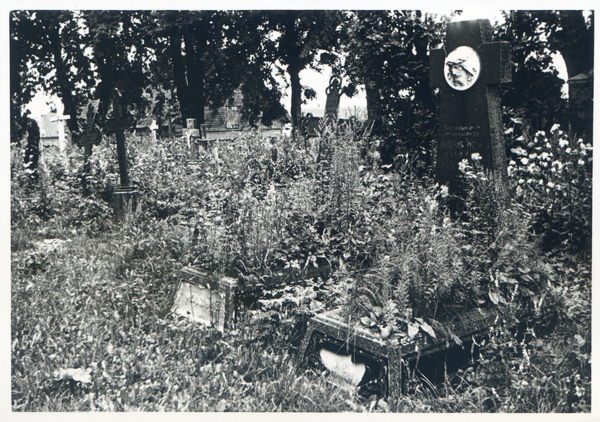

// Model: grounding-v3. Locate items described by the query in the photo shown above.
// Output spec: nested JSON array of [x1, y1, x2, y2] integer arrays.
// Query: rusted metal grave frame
[[299, 306, 501, 398]]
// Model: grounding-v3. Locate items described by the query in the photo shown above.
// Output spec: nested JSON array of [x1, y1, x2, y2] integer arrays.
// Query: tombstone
[[106, 89, 140, 221], [149, 119, 159, 141], [324, 75, 342, 124], [184, 118, 201, 159], [50, 107, 70, 166], [76, 104, 102, 194], [171, 267, 239, 331], [429, 19, 511, 195]]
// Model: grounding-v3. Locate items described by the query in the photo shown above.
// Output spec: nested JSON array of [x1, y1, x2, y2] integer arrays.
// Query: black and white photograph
[[6, 3, 595, 416]]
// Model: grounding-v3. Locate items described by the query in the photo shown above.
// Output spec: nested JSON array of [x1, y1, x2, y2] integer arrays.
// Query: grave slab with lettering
[[430, 19, 511, 193]]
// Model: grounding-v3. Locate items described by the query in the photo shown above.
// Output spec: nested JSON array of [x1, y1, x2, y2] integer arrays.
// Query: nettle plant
[[507, 124, 592, 254]]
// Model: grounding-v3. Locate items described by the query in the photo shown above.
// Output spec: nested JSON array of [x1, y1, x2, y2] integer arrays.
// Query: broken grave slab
[[299, 306, 501, 398]]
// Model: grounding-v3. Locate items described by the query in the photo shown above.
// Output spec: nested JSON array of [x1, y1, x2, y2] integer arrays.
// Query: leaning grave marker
[[107, 89, 140, 221], [429, 19, 511, 194], [298, 19, 513, 399]]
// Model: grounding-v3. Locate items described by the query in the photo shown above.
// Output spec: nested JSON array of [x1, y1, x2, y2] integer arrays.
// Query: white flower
[[511, 147, 527, 156], [439, 185, 449, 198], [578, 159, 585, 165], [520, 157, 529, 165], [471, 152, 482, 161], [559, 138, 569, 148], [458, 159, 469, 172], [529, 153, 538, 160], [540, 152, 550, 161], [547, 181, 555, 188], [550, 123, 561, 134]]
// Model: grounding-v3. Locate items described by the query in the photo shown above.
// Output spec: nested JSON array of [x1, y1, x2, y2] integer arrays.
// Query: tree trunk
[[48, 18, 78, 134], [184, 33, 205, 125], [365, 77, 381, 127], [169, 29, 193, 122], [289, 62, 302, 130]]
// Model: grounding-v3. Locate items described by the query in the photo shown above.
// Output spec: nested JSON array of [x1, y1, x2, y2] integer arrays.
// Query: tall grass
[[11, 126, 591, 412]]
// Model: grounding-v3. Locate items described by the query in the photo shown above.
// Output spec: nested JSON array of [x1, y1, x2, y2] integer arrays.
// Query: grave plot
[[298, 305, 503, 399], [170, 262, 333, 331]]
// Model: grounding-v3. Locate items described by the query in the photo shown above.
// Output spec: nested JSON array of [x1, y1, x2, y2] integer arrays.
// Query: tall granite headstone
[[430, 19, 511, 193]]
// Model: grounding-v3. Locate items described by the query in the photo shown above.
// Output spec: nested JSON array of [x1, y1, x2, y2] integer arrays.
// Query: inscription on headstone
[[430, 19, 511, 193]]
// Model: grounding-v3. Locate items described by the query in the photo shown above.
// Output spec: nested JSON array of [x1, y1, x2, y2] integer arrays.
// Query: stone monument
[[324, 75, 342, 124], [429, 19, 511, 194]]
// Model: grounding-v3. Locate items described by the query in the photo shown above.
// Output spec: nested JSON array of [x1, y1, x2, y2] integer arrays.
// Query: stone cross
[[324, 75, 342, 124], [430, 19, 511, 194], [185, 118, 201, 159], [106, 90, 131, 187], [149, 119, 159, 140]]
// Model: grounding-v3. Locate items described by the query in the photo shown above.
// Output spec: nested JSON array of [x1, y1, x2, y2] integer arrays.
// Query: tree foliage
[[339, 10, 448, 168], [496, 10, 594, 136], [263, 10, 344, 130]]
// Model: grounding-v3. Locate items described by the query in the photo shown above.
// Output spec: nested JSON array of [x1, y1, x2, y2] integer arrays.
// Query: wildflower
[[520, 157, 529, 165], [559, 138, 569, 148], [529, 153, 538, 160], [518, 179, 525, 184], [566, 148, 572, 154], [578, 159, 585, 166], [550, 123, 561, 134], [540, 152, 550, 161], [458, 159, 469, 172], [511, 146, 528, 156], [547, 181, 555, 188], [439, 185, 449, 198], [471, 152, 482, 161]]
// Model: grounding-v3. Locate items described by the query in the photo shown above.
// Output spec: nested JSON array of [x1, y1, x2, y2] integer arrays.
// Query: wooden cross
[[430, 19, 511, 193], [106, 90, 131, 187]]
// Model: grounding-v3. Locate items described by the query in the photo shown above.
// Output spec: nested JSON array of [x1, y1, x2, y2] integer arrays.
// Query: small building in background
[[37, 112, 63, 147]]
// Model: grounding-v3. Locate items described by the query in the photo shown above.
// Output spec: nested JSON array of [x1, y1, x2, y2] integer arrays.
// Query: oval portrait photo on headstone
[[444, 46, 480, 91]]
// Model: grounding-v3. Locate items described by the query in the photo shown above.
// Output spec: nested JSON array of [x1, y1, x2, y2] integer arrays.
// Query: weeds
[[11, 124, 591, 411]]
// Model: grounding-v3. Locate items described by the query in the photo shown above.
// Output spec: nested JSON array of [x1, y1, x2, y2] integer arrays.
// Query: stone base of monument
[[171, 266, 239, 331], [299, 306, 501, 399], [113, 186, 140, 222]]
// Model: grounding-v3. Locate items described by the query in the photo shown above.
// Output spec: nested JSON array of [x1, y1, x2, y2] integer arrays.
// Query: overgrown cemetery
[[10, 10, 593, 412]]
